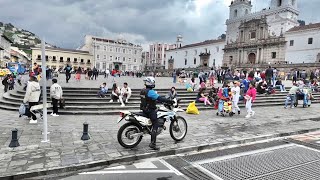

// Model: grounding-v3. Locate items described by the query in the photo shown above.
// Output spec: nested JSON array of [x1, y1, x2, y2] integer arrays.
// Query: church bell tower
[[229, 0, 253, 20]]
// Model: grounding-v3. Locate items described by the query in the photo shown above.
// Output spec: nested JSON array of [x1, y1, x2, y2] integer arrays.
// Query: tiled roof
[[287, 23, 320, 32], [170, 39, 225, 51]]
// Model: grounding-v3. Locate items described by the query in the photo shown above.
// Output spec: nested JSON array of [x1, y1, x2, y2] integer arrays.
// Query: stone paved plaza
[[0, 76, 318, 178], [0, 101, 319, 177]]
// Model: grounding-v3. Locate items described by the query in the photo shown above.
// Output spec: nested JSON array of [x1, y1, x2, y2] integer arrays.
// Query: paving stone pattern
[[0, 102, 319, 177]]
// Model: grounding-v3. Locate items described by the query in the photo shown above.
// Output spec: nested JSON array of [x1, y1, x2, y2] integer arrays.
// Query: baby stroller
[[216, 87, 234, 117]]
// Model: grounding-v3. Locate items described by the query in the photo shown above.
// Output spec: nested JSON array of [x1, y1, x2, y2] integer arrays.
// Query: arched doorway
[[248, 53, 256, 64]]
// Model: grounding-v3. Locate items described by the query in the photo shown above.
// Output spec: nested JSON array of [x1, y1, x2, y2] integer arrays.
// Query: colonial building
[[31, 47, 93, 70], [80, 35, 143, 72], [285, 23, 320, 63], [0, 34, 12, 67], [223, 0, 299, 67], [145, 41, 177, 71], [165, 38, 225, 70]]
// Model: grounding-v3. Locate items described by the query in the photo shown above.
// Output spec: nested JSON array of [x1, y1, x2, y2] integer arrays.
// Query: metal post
[[41, 39, 48, 143], [9, 129, 20, 147], [81, 122, 90, 140]]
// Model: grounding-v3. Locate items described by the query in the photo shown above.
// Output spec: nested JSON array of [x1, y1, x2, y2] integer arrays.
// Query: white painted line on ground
[[192, 163, 224, 180], [104, 165, 126, 170], [79, 170, 174, 175], [133, 161, 157, 169], [159, 159, 184, 176]]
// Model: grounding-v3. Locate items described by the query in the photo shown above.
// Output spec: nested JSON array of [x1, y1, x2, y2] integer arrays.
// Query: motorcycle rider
[[140, 77, 173, 151]]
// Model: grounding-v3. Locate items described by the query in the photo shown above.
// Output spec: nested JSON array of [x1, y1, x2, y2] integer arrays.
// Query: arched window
[[185, 59, 187, 65], [194, 58, 196, 65], [234, 9, 238, 18], [245, 9, 249, 14], [278, 0, 282, 7], [291, 0, 295, 6]]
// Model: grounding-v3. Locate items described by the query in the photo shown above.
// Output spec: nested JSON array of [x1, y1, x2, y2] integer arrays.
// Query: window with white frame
[[134, 59, 137, 63], [97, 45, 100, 50], [104, 46, 106, 51], [97, 55, 100, 59], [123, 49, 126, 53], [110, 56, 113, 61], [104, 55, 106, 59], [110, 47, 113, 52], [123, 57, 126, 62]]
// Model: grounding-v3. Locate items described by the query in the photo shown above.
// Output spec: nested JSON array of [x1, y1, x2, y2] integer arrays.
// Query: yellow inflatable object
[[187, 87, 193, 92], [186, 101, 200, 115]]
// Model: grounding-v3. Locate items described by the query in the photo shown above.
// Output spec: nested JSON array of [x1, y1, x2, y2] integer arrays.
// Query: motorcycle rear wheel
[[169, 116, 188, 141], [117, 122, 143, 149]]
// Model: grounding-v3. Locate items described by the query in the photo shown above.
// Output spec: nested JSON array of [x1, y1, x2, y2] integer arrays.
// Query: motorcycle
[[117, 101, 188, 149]]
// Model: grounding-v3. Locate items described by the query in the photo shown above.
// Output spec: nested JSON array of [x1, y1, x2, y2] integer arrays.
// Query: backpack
[[140, 89, 148, 111]]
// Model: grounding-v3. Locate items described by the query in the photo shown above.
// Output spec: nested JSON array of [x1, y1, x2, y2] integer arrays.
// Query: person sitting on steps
[[121, 82, 132, 103], [98, 82, 108, 98], [110, 83, 125, 107]]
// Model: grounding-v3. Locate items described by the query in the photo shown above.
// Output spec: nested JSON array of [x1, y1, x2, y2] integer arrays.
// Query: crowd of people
[[177, 66, 319, 118]]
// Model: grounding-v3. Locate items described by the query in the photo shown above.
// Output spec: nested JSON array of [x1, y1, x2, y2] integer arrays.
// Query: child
[[97, 83, 108, 98], [231, 81, 241, 115], [245, 82, 256, 118]]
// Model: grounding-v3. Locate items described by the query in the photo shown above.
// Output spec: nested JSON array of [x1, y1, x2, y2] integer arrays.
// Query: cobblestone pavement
[[0, 102, 319, 177]]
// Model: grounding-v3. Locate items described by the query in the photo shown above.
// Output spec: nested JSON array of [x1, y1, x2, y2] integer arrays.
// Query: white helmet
[[143, 77, 155, 88]]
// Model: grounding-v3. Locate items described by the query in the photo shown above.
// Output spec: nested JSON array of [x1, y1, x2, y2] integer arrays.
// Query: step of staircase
[[1, 87, 318, 115]]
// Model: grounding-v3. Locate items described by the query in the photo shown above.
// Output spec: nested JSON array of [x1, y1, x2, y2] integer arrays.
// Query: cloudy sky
[[0, 0, 319, 50]]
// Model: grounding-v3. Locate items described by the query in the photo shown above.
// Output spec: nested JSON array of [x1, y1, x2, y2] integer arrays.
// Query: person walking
[[23, 76, 41, 122], [231, 81, 241, 115], [64, 64, 72, 83], [75, 67, 82, 82], [266, 66, 273, 86], [2, 74, 10, 92], [173, 70, 177, 83], [209, 68, 215, 87], [245, 82, 256, 118], [50, 79, 63, 117], [92, 67, 98, 80]]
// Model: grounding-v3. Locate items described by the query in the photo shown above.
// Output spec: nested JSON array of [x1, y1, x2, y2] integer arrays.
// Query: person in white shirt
[[23, 76, 41, 121], [121, 82, 132, 103], [231, 81, 241, 115], [50, 79, 63, 117]]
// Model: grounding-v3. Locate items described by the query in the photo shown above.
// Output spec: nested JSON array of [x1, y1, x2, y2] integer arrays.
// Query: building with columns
[[31, 47, 93, 70], [223, 0, 299, 67], [80, 35, 143, 72]]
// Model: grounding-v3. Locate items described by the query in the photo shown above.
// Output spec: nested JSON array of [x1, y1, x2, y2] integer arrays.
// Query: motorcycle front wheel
[[169, 116, 188, 141], [117, 122, 143, 149]]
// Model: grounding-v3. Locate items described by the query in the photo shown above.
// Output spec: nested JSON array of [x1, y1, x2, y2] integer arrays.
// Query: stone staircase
[[0, 87, 319, 115]]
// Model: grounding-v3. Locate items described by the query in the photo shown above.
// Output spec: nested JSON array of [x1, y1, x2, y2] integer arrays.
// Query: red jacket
[[246, 87, 257, 102]]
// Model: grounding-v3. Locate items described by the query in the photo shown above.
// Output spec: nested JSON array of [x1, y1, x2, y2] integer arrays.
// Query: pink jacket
[[246, 87, 257, 102]]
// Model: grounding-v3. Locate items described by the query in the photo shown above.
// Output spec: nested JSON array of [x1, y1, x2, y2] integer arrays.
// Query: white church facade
[[165, 36, 225, 70], [223, 0, 300, 67]]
